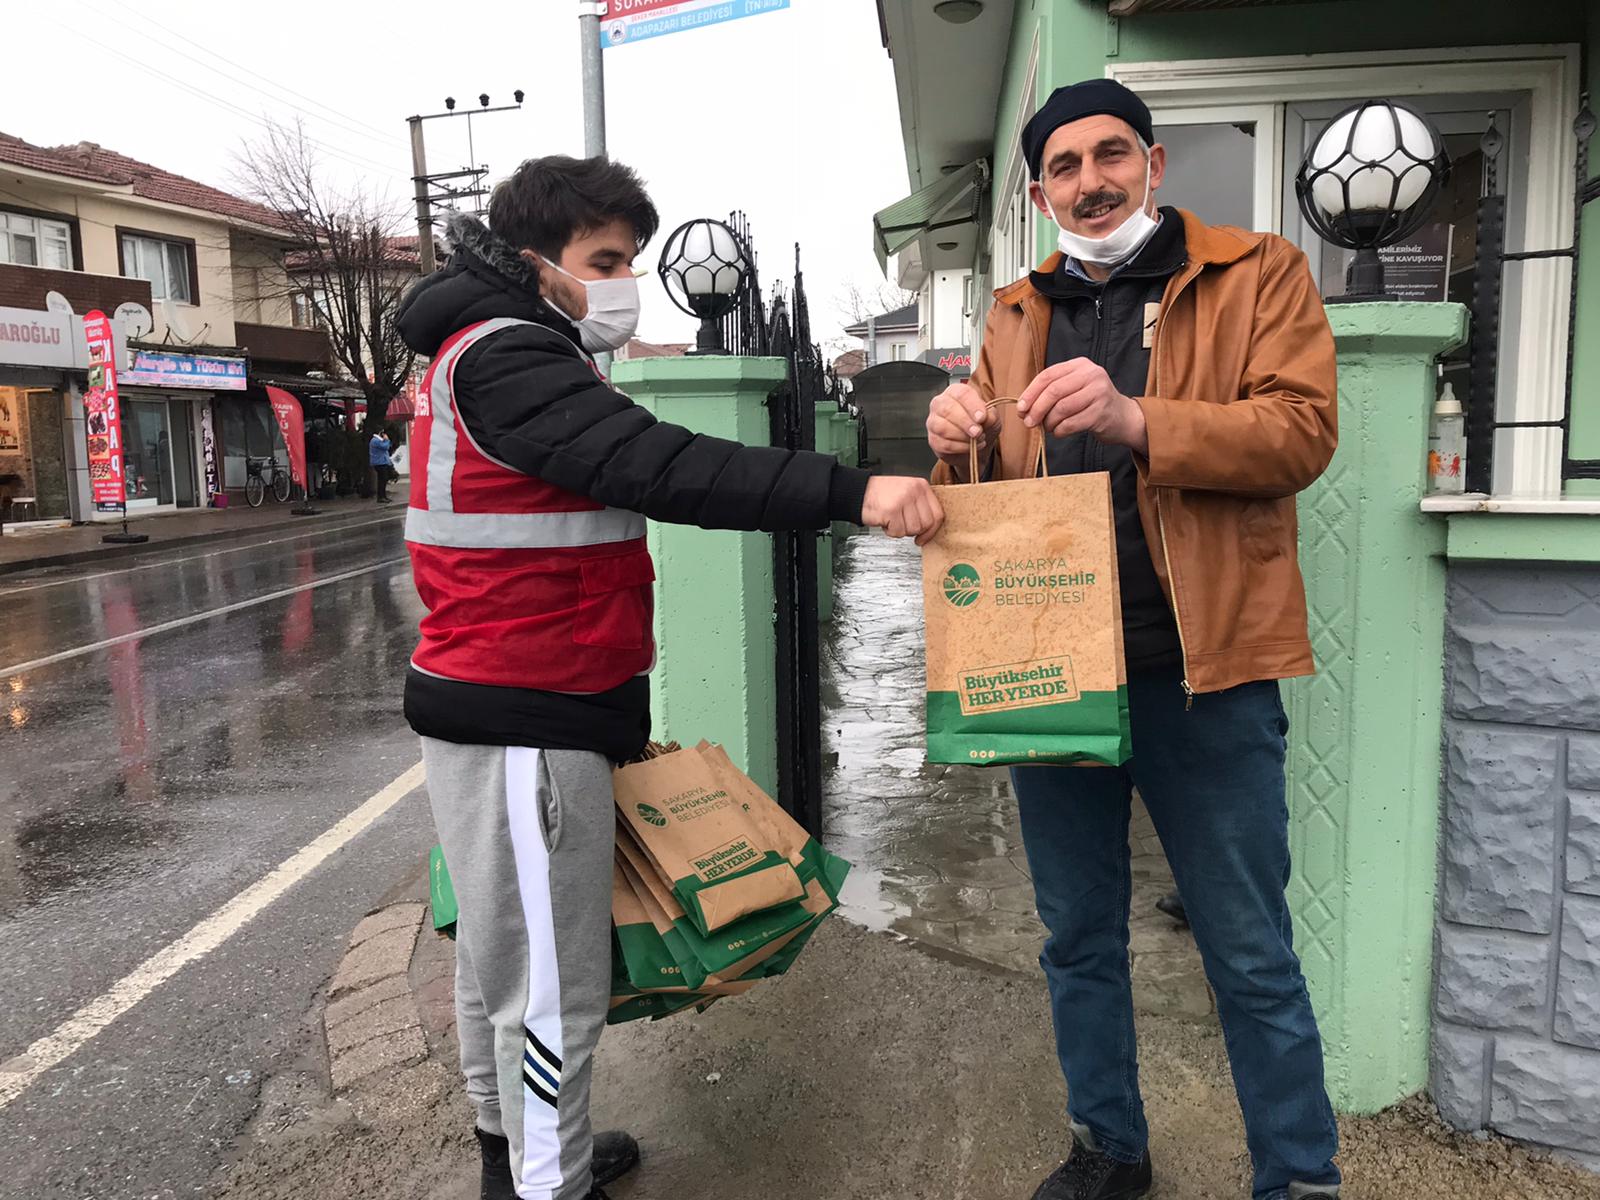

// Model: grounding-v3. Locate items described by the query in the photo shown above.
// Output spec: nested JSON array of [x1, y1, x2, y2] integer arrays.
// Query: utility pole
[[579, 0, 607, 158], [408, 116, 436, 276], [405, 93, 524, 277]]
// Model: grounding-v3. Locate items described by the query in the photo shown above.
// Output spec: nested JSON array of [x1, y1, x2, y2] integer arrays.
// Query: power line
[[51, 21, 403, 178], [95, 0, 403, 149]]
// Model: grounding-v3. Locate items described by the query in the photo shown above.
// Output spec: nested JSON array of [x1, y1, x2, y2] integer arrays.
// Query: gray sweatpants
[[422, 739, 614, 1200]]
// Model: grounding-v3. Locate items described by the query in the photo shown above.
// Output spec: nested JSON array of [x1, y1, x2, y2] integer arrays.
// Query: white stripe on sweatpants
[[505, 746, 565, 1199]]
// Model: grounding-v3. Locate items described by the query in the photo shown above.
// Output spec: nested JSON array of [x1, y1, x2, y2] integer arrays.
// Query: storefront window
[[120, 399, 175, 507], [217, 396, 285, 489], [1154, 120, 1260, 230]]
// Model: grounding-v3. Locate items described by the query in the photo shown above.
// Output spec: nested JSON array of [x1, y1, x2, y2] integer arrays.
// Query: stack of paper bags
[[426, 741, 851, 1026]]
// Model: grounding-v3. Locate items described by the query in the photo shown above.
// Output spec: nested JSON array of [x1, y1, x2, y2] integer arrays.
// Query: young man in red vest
[[397, 155, 941, 1200]]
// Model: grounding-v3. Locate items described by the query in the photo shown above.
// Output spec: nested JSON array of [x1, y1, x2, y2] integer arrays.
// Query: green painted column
[[815, 405, 839, 622], [611, 355, 787, 796], [1286, 302, 1467, 1113], [829, 410, 860, 548]]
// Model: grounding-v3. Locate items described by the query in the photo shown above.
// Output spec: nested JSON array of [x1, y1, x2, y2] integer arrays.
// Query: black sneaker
[[476, 1128, 515, 1200], [1030, 1140, 1152, 1200], [476, 1127, 638, 1198], [593, 1129, 640, 1185]]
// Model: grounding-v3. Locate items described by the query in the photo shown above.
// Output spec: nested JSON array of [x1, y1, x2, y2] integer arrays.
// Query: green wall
[[993, 0, 1599, 494]]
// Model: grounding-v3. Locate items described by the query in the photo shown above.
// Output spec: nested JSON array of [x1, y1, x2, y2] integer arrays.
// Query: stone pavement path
[[822, 531, 1213, 1017]]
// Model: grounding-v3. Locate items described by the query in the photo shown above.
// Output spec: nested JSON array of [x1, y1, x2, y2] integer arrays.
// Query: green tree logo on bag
[[636, 803, 668, 828], [941, 563, 982, 608]]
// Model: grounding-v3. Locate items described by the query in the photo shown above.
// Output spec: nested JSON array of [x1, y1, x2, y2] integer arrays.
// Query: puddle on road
[[819, 533, 1213, 1016]]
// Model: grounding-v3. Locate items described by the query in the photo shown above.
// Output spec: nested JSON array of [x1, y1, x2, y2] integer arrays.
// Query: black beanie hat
[[1021, 79, 1155, 180]]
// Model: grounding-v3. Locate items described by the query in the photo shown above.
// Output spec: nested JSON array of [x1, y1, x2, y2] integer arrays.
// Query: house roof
[[619, 337, 691, 360], [843, 302, 919, 336], [0, 132, 285, 231]]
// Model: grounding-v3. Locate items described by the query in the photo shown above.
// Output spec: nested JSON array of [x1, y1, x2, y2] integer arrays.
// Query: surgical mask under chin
[[540, 258, 641, 353], [1045, 157, 1159, 269]]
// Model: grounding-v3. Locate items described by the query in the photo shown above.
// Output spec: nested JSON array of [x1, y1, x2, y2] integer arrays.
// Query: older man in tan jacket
[[926, 78, 1340, 1200]]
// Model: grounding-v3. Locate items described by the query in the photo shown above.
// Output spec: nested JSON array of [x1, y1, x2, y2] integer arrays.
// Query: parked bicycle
[[244, 456, 293, 507]]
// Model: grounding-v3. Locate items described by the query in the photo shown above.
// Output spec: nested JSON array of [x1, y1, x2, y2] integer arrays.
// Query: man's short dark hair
[[489, 155, 660, 258]]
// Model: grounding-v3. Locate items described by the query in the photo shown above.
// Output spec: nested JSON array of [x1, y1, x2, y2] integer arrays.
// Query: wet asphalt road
[[0, 513, 434, 1199]]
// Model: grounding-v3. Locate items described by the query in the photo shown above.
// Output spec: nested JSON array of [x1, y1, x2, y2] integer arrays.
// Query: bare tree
[[834, 280, 917, 327], [235, 121, 415, 432]]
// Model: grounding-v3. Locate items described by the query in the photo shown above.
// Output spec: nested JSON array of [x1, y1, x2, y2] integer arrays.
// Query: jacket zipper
[[1148, 275, 1198, 709]]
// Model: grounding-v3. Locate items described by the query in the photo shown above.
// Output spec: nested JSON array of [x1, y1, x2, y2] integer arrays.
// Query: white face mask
[[540, 258, 641, 354], [1043, 152, 1160, 270]]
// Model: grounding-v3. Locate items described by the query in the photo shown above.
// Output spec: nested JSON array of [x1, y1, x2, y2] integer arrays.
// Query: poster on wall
[[0, 386, 22, 453], [82, 310, 126, 512], [1375, 223, 1454, 303], [200, 403, 220, 503]]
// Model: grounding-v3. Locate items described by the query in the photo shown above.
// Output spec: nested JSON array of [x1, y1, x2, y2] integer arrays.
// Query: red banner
[[82, 310, 126, 511], [264, 385, 308, 490]]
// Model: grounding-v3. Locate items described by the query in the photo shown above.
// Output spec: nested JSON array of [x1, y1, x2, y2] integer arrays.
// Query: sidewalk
[[220, 900, 1600, 1200], [211, 531, 1600, 1199], [0, 495, 403, 575]]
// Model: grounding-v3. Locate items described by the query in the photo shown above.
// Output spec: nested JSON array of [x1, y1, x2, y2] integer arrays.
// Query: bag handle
[[966, 397, 1050, 484]]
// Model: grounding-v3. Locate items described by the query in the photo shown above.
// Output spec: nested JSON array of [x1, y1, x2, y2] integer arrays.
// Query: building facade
[[0, 133, 330, 520], [871, 0, 1600, 1169]]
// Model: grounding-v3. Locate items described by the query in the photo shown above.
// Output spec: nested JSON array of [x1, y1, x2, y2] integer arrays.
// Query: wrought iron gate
[[723, 214, 846, 835]]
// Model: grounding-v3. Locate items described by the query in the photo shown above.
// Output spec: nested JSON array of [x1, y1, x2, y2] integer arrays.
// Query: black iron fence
[[724, 213, 858, 835], [1467, 94, 1600, 491]]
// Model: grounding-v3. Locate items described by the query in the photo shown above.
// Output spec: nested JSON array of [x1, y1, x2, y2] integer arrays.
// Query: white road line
[[0, 556, 409, 679], [0, 760, 427, 1110], [0, 511, 404, 598]]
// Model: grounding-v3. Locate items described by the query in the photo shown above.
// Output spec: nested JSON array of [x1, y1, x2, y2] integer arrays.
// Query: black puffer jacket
[[398, 214, 871, 530], [396, 213, 872, 758]]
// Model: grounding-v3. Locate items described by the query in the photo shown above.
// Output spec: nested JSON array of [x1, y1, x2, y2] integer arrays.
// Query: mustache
[[1073, 190, 1128, 218]]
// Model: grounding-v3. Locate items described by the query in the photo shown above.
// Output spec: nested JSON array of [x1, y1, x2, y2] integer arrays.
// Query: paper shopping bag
[[613, 747, 806, 935], [922, 413, 1131, 768]]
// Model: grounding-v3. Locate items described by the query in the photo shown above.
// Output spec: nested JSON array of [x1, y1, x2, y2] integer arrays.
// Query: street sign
[[601, 0, 789, 48]]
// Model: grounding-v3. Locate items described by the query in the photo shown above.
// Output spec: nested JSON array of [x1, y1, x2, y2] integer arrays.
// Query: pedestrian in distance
[[925, 78, 1340, 1200], [369, 425, 396, 504], [397, 154, 942, 1200]]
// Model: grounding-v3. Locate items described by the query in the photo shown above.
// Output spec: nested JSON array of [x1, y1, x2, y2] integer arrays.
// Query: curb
[[323, 902, 432, 1094], [0, 507, 403, 577]]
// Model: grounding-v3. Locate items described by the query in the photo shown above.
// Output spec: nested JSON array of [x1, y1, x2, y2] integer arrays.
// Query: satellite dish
[[45, 291, 74, 316], [114, 301, 154, 339], [160, 297, 195, 343]]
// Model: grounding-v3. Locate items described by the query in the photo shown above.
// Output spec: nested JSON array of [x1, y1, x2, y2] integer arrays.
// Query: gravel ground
[[215, 920, 1600, 1200]]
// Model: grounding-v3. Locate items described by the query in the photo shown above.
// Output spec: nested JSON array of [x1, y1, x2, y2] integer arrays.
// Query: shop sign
[[83, 310, 127, 512], [120, 350, 247, 391], [921, 347, 973, 379], [200, 403, 220, 502], [601, 0, 788, 48], [0, 305, 78, 369]]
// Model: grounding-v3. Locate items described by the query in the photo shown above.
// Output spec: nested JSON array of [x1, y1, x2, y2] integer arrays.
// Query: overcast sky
[[9, 0, 909, 346]]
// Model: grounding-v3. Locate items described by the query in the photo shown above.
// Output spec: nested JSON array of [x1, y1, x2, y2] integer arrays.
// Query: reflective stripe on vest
[[404, 505, 644, 548], [408, 316, 636, 549]]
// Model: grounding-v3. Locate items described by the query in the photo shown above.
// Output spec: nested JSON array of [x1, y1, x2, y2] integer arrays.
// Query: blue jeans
[[1010, 670, 1340, 1200]]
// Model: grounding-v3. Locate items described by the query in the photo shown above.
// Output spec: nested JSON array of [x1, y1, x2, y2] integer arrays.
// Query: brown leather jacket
[[932, 210, 1337, 696]]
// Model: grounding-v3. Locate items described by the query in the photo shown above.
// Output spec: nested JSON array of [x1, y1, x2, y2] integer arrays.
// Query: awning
[[872, 159, 989, 273]]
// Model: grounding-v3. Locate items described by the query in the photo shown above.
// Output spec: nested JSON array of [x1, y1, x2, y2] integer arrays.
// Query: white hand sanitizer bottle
[[1428, 382, 1466, 495]]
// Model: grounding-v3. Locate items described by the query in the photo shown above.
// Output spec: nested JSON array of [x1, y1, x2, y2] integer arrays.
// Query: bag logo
[[941, 563, 982, 608], [636, 802, 668, 827]]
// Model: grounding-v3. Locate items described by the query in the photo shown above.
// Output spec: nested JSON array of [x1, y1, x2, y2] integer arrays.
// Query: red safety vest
[[405, 317, 655, 692]]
